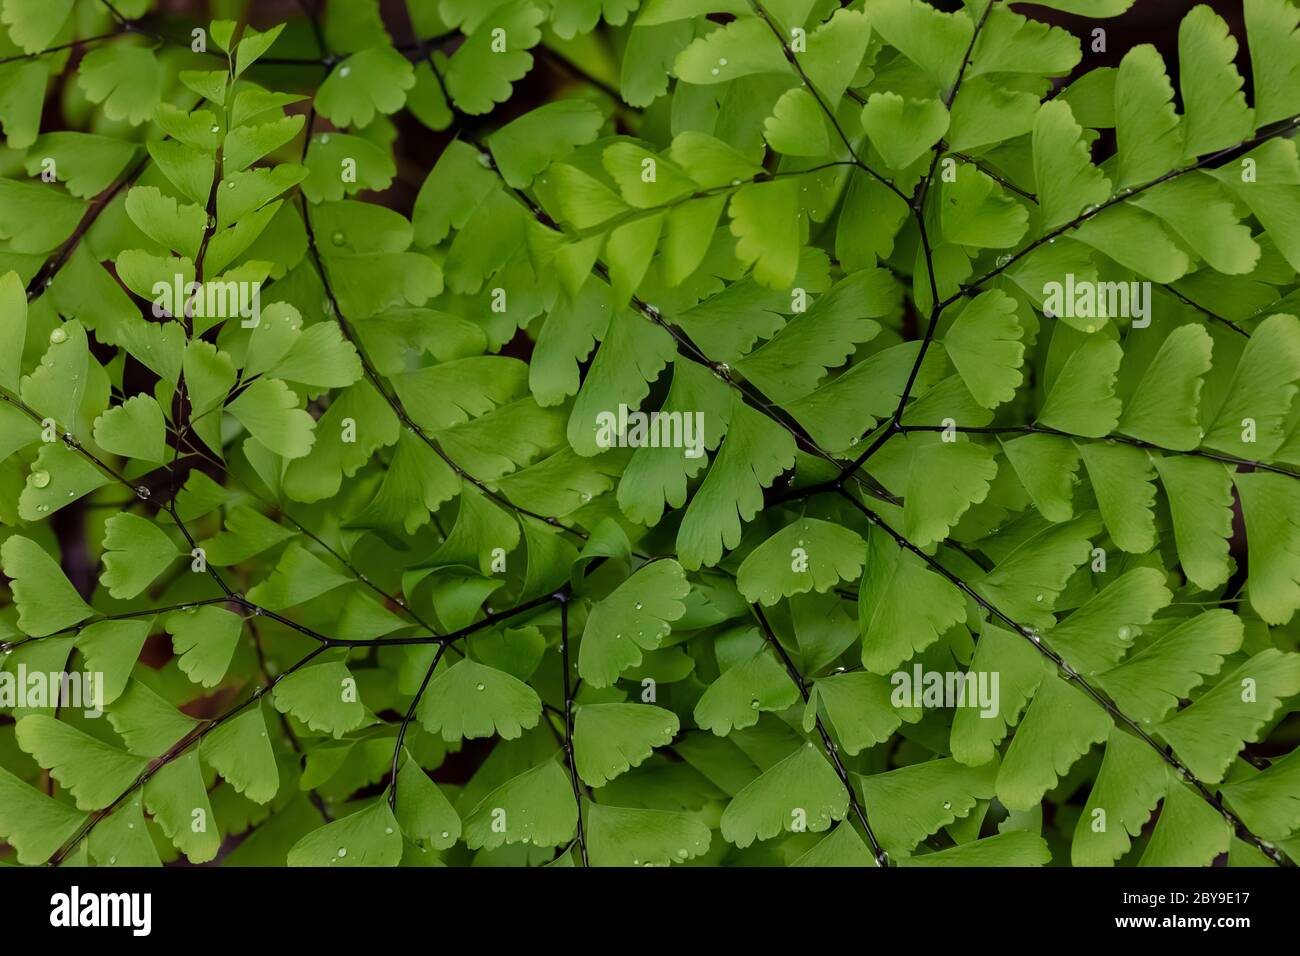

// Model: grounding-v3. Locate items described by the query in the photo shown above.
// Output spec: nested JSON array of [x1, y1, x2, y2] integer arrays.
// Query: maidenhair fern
[[0, 0, 1299, 870]]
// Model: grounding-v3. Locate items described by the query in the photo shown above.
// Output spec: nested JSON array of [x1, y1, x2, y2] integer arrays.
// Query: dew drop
[[476, 683, 485, 691], [1034, 593, 1043, 602], [48, 327, 67, 345], [339, 66, 351, 77], [135, 486, 151, 500], [36, 504, 49, 513], [718, 58, 728, 66], [441, 830, 450, 839], [385, 827, 394, 834], [331, 231, 346, 246], [210, 125, 220, 134], [750, 698, 760, 709], [710, 68, 719, 76], [1117, 625, 1132, 640], [676, 848, 688, 859], [110, 856, 117, 864], [337, 847, 347, 858], [634, 602, 643, 610], [226, 181, 236, 189], [943, 801, 952, 810], [30, 470, 50, 488]]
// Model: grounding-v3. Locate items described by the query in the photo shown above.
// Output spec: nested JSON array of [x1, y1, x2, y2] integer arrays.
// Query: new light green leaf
[[271, 660, 367, 738]]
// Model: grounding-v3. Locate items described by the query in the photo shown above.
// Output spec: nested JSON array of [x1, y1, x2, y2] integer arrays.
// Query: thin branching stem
[[752, 603, 889, 867]]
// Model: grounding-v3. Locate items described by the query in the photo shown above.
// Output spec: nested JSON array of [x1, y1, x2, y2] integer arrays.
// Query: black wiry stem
[[389, 643, 450, 814], [558, 595, 589, 864], [747, 0, 907, 203], [752, 604, 888, 867]]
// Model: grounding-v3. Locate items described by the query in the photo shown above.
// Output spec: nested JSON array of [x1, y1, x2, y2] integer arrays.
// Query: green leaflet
[[1, 535, 93, 636], [15, 714, 148, 810], [1044, 567, 1171, 675], [165, 605, 243, 688], [736, 517, 866, 605], [941, 290, 1025, 409], [1118, 324, 1214, 450], [1237, 472, 1300, 625], [200, 704, 280, 804], [997, 671, 1111, 811], [314, 47, 415, 128], [0, 766, 86, 864], [858, 528, 966, 674], [694, 646, 801, 735], [579, 559, 690, 686], [855, 758, 998, 857], [587, 804, 712, 866], [676, 399, 797, 569], [271, 660, 368, 738], [573, 702, 680, 786], [462, 758, 577, 849], [1156, 649, 1300, 783], [719, 741, 848, 848], [1033, 100, 1111, 232], [416, 657, 543, 742], [101, 513, 179, 600], [2, 0, 1300, 874], [288, 798, 403, 867], [1071, 727, 1167, 866]]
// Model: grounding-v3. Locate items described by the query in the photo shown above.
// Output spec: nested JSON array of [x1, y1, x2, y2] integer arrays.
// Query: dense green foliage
[[1, 0, 1300, 868]]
